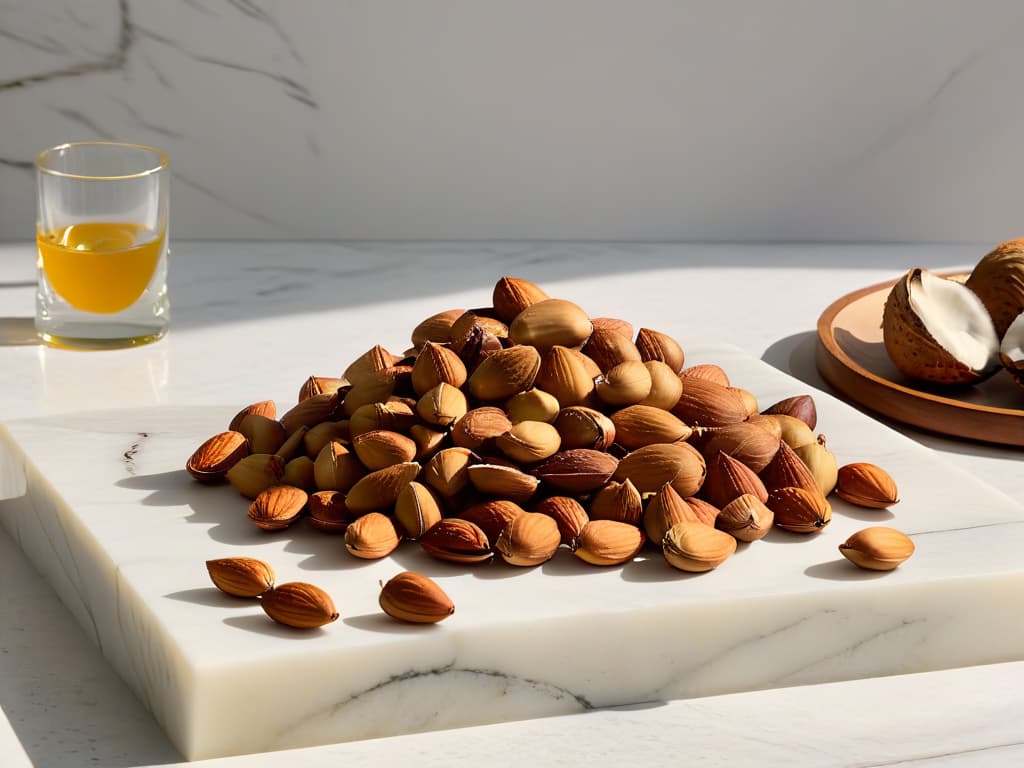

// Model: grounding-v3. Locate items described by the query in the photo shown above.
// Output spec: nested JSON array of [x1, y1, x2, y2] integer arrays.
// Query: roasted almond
[[589, 479, 644, 526], [419, 518, 493, 564], [533, 496, 589, 545], [496, 420, 562, 463], [379, 571, 455, 623], [839, 526, 915, 571], [553, 406, 616, 450], [533, 449, 619, 493], [422, 447, 476, 497], [206, 556, 275, 597], [610, 405, 691, 449], [261, 582, 339, 629], [509, 298, 593, 351], [451, 407, 512, 451], [394, 481, 443, 539], [411, 342, 468, 396], [762, 394, 817, 430], [492, 276, 550, 322], [466, 463, 540, 502], [613, 442, 706, 497], [635, 328, 685, 373], [345, 462, 422, 515], [352, 429, 418, 471], [703, 451, 768, 508], [467, 345, 542, 401], [767, 486, 832, 533], [411, 308, 465, 349], [226, 453, 286, 499], [716, 494, 773, 542], [307, 490, 354, 533], [662, 521, 736, 572], [313, 441, 365, 492], [460, 499, 526, 544], [229, 400, 277, 432]]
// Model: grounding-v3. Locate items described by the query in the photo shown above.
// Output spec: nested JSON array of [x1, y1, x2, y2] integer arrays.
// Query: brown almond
[[281, 392, 342, 435], [248, 485, 308, 530], [589, 479, 644, 526], [303, 420, 351, 458], [536, 346, 599, 407], [343, 345, 399, 385], [298, 376, 347, 403], [451, 407, 513, 451], [695, 420, 781, 474], [422, 447, 476, 497], [394, 481, 443, 539], [836, 463, 900, 508], [352, 429, 418, 471], [238, 414, 287, 454], [553, 406, 616, 450], [767, 486, 832, 533], [409, 424, 448, 461], [411, 308, 465, 349], [349, 400, 417, 438], [839, 526, 915, 571], [591, 317, 634, 339], [679, 364, 730, 387], [704, 451, 768, 508], [282, 456, 317, 492], [495, 512, 561, 566], [595, 360, 653, 406], [509, 298, 593, 351], [449, 310, 509, 344], [572, 519, 645, 566], [685, 497, 721, 527], [229, 400, 277, 432], [794, 436, 839, 496], [533, 496, 589, 545], [313, 441, 365, 492], [466, 464, 540, 503], [379, 571, 455, 623], [206, 557, 275, 597], [533, 449, 619, 493], [662, 521, 736, 572], [467, 345, 542, 401], [342, 373, 397, 418], [492, 276, 550, 322], [610, 405, 691, 449], [496, 420, 562, 463], [644, 483, 695, 544], [261, 582, 339, 628], [613, 442, 706, 497], [344, 512, 402, 559], [716, 494, 774, 542], [765, 413, 816, 449], [411, 342, 468, 396], [581, 325, 643, 373], [635, 328, 685, 373], [419, 518, 493, 564], [187, 431, 249, 482], [226, 453, 286, 499], [415, 382, 468, 427], [759, 441, 819, 494], [672, 378, 748, 428], [730, 387, 759, 417]]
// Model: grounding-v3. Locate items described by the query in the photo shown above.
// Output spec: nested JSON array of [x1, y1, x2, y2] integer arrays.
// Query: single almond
[[344, 512, 402, 559], [613, 442, 706, 497], [672, 378, 748, 427], [533, 449, 619, 493], [298, 376, 347, 403], [504, 388, 561, 424], [282, 456, 317, 492], [643, 483, 696, 543], [352, 429, 418, 471], [411, 342, 468, 396], [509, 298, 593, 351], [589, 478, 644, 526], [248, 485, 308, 531], [345, 462, 421, 515], [716, 494, 773, 542], [595, 360, 653, 406], [536, 346, 599, 407], [343, 344, 399, 385], [581, 325, 642, 373], [416, 382, 468, 427], [767, 486, 832, 533], [229, 400, 277, 432], [762, 394, 817, 430], [610, 405, 691, 450], [495, 512, 561, 566], [704, 451, 768, 508], [466, 463, 541, 503], [206, 557, 275, 597], [451, 407, 512, 451], [492, 276, 550, 322], [419, 518, 493, 564], [553, 406, 616, 450], [635, 328, 685, 373], [572, 519, 645, 566], [238, 414, 287, 454], [411, 308, 465, 348], [836, 463, 900, 508], [759, 440, 819, 494], [303, 420, 351, 459], [638, 360, 684, 409], [307, 490, 354, 533], [839, 526, 915, 571], [281, 392, 342, 435], [695, 420, 781, 474], [187, 431, 249, 482], [679, 364, 730, 387], [313, 441, 365, 492], [261, 582, 339, 628], [467, 345, 542, 401], [379, 571, 455, 623], [348, 400, 417, 438], [662, 521, 737, 572], [422, 447, 476, 497], [496, 420, 562, 464], [394, 481, 443, 539], [460, 500, 526, 544]]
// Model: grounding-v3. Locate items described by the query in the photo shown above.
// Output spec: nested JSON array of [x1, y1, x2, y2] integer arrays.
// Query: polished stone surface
[[1, 241, 1023, 766]]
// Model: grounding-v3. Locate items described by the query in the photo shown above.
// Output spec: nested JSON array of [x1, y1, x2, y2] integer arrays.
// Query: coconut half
[[1000, 310, 1024, 389], [882, 268, 1001, 385], [965, 238, 1024, 337]]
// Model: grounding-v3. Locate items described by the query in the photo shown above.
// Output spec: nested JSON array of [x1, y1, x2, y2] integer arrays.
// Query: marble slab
[[1, 343, 1023, 760]]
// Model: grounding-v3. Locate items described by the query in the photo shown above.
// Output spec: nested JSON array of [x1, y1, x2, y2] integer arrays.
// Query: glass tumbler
[[35, 142, 170, 348]]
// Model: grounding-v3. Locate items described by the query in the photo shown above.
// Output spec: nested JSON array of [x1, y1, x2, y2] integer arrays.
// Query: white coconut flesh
[[1001, 311, 1024, 363], [909, 270, 1000, 372]]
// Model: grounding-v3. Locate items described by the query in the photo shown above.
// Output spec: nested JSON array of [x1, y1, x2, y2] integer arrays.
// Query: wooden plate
[[816, 274, 1024, 447]]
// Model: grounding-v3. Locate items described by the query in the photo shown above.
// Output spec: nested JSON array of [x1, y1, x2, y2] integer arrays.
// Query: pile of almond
[[188, 276, 913, 625]]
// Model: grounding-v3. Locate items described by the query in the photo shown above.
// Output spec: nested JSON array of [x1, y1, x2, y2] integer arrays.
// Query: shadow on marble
[[0, 317, 40, 346], [832, 505, 896, 524], [223, 613, 332, 640], [343, 612, 445, 635], [803, 559, 890, 582], [619, 555, 703, 584], [164, 586, 259, 609]]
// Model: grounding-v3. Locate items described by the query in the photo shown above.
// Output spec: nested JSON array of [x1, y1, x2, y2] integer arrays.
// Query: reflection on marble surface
[[5, 2, 1024, 240]]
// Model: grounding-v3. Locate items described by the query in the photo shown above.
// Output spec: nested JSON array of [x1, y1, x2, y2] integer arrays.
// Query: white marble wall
[[3, 0, 1024, 242]]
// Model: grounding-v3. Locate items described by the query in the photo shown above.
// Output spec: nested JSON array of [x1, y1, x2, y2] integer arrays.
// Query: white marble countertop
[[1, 241, 1022, 767]]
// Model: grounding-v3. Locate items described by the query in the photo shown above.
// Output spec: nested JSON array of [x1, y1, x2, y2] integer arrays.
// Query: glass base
[[37, 322, 167, 350]]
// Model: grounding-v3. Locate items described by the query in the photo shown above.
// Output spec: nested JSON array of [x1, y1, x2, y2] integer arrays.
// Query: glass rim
[[36, 141, 169, 181]]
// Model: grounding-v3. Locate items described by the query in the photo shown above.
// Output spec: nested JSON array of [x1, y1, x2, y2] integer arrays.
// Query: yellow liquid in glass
[[37, 222, 163, 314]]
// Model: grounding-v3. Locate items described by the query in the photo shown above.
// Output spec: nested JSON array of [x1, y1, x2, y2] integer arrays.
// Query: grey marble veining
[[4, 2, 1024, 241]]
